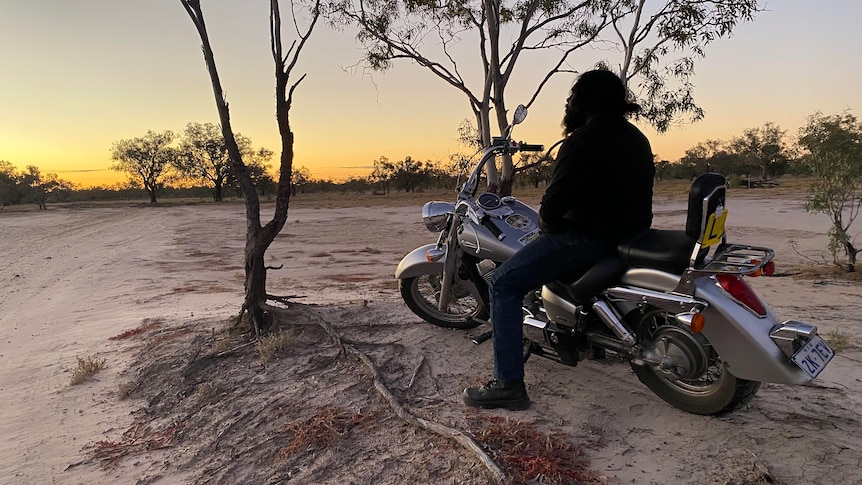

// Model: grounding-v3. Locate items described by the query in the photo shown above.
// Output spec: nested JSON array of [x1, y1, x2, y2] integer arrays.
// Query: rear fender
[[622, 268, 812, 384], [695, 277, 812, 384], [395, 244, 445, 279]]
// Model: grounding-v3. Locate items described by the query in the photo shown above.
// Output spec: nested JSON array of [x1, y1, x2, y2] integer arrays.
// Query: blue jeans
[[488, 229, 605, 381]]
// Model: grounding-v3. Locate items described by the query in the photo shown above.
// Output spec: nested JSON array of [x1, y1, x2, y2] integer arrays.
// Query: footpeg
[[471, 331, 492, 346]]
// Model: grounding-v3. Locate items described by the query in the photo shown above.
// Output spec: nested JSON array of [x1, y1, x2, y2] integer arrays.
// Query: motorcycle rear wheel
[[629, 308, 760, 415], [399, 273, 487, 329]]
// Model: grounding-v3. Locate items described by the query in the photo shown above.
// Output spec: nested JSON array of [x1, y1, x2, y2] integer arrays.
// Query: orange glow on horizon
[[1, 132, 707, 189]]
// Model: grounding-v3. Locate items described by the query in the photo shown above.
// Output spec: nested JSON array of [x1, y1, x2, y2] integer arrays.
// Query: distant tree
[[678, 140, 728, 176], [111, 130, 177, 204], [394, 157, 433, 192], [0, 161, 22, 208], [181, 0, 321, 333], [176, 122, 231, 201], [728, 122, 790, 180], [290, 166, 312, 195], [177, 122, 273, 201], [516, 152, 554, 188], [370, 156, 394, 194], [333, 0, 760, 195], [0, 163, 76, 209], [224, 146, 275, 198], [19, 166, 75, 210], [798, 110, 862, 272]]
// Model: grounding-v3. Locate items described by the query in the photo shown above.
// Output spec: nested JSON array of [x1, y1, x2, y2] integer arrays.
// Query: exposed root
[[266, 294, 305, 305], [304, 308, 507, 484]]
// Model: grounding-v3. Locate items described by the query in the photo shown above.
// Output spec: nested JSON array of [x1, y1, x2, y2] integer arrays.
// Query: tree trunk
[[244, 232, 270, 330], [214, 182, 223, 202], [183, 0, 319, 333], [846, 241, 857, 272]]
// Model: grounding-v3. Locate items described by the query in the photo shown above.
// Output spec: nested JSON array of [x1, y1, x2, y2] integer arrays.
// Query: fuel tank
[[458, 196, 539, 261]]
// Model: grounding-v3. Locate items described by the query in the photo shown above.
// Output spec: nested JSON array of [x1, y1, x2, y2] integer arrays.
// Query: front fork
[[437, 216, 461, 312]]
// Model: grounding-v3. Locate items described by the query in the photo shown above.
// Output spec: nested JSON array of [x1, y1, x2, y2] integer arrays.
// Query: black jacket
[[539, 115, 654, 245]]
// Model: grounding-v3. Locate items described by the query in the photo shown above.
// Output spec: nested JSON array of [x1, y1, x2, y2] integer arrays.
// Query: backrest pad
[[686, 173, 726, 241]]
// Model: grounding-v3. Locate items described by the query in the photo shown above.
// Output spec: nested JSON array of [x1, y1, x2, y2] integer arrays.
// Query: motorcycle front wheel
[[399, 273, 487, 329], [628, 308, 760, 415]]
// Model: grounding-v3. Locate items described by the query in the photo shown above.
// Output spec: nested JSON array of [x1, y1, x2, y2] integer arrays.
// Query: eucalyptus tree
[[176, 122, 269, 202], [728, 122, 790, 180], [798, 111, 862, 272], [181, 0, 321, 333], [608, 0, 759, 132], [332, 0, 760, 195], [110, 130, 177, 204]]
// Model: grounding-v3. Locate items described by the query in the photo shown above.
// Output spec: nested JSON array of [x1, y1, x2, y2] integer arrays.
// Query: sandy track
[[1, 193, 861, 484]]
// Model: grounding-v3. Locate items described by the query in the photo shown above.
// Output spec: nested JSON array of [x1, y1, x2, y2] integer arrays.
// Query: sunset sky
[[1, 1, 860, 188]]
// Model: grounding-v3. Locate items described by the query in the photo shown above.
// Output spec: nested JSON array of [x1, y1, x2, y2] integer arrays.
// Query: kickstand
[[522, 339, 533, 363]]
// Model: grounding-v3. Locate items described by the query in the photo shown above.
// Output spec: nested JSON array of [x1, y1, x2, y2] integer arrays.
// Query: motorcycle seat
[[548, 256, 627, 305], [618, 229, 697, 274]]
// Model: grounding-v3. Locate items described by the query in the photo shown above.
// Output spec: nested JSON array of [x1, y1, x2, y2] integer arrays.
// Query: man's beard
[[563, 109, 586, 134]]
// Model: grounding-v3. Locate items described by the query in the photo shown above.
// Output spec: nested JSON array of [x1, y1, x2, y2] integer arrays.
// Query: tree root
[[304, 308, 507, 484], [266, 294, 305, 305]]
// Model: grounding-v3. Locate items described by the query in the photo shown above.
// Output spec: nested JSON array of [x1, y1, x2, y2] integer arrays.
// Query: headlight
[[421, 201, 454, 232]]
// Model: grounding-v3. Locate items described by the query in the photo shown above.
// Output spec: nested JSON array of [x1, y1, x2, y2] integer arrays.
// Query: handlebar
[[460, 138, 546, 199], [481, 215, 505, 241], [518, 143, 544, 152]]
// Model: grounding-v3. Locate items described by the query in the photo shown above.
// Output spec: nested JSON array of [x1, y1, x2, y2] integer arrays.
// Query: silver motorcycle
[[395, 106, 835, 415]]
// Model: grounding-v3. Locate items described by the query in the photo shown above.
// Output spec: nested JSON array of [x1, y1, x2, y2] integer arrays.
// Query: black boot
[[463, 378, 530, 410]]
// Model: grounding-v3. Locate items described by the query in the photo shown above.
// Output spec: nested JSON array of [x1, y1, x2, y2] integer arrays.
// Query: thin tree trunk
[[846, 241, 857, 272]]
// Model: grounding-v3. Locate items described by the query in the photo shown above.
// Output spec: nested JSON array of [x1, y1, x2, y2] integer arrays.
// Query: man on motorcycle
[[464, 69, 655, 410]]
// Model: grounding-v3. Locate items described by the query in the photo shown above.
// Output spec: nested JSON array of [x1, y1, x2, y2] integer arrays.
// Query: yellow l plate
[[702, 209, 728, 248]]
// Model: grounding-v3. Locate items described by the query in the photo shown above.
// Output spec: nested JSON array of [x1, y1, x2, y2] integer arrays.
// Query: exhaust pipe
[[592, 301, 636, 346]]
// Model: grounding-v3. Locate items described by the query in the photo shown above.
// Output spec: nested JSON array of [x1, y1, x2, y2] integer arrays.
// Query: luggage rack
[[699, 243, 775, 275]]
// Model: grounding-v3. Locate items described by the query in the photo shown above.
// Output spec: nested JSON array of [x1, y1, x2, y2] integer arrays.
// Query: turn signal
[[750, 259, 763, 277], [690, 313, 706, 333], [426, 248, 445, 263]]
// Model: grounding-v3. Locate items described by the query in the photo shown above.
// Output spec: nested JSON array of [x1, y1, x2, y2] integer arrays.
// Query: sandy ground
[[1, 188, 861, 484]]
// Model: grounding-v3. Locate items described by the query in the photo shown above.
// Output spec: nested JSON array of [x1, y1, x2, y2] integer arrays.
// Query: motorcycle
[[394, 106, 835, 415]]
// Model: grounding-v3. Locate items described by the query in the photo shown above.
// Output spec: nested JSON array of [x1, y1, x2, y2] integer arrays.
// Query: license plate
[[791, 335, 835, 379]]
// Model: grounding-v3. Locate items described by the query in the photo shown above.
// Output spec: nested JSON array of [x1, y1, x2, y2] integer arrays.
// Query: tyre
[[628, 308, 760, 415], [399, 273, 487, 329]]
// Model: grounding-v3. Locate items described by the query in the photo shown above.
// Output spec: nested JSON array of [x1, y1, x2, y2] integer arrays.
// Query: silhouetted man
[[464, 69, 655, 410]]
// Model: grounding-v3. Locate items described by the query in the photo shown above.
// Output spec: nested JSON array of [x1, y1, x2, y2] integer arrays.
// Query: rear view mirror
[[512, 105, 528, 125]]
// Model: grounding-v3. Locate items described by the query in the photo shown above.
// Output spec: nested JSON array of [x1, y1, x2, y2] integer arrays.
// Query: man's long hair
[[563, 69, 641, 135]]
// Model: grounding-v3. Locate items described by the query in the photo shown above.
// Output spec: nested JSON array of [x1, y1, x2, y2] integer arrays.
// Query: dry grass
[[88, 419, 184, 469], [467, 414, 602, 485], [190, 382, 216, 407], [70, 355, 107, 385], [109, 319, 162, 341], [825, 329, 852, 352], [791, 264, 862, 283], [255, 330, 293, 363], [117, 381, 137, 399], [277, 406, 376, 461]]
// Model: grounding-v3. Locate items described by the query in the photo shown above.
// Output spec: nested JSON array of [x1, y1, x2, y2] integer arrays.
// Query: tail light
[[716, 274, 767, 316]]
